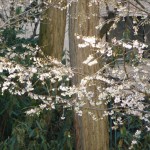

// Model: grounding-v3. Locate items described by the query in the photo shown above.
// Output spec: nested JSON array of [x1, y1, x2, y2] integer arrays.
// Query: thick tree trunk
[[39, 0, 67, 60], [69, 1, 109, 150]]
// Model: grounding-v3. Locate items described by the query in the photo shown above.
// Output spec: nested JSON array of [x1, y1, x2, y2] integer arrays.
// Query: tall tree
[[69, 1, 109, 150], [39, 0, 67, 60]]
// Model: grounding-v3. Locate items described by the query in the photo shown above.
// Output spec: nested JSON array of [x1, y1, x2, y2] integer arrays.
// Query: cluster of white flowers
[[75, 30, 150, 137], [129, 129, 142, 149], [0, 45, 76, 116], [82, 55, 98, 66]]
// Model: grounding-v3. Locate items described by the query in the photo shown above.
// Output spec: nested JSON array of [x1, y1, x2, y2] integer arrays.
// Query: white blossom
[[88, 59, 98, 66]]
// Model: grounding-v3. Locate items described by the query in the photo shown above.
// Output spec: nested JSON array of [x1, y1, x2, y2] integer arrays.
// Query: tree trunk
[[39, 0, 67, 60], [69, 1, 109, 150], [38, 1, 67, 147]]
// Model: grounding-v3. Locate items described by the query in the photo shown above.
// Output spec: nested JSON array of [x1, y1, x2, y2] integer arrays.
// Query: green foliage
[[0, 108, 74, 150], [0, 27, 75, 150], [109, 114, 150, 150]]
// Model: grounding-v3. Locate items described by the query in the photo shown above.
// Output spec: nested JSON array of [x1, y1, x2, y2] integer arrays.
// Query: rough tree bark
[[39, 0, 67, 60], [38, 1, 67, 147], [69, 1, 109, 150]]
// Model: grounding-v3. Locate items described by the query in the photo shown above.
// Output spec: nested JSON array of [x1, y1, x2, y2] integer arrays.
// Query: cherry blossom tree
[[0, 0, 150, 149]]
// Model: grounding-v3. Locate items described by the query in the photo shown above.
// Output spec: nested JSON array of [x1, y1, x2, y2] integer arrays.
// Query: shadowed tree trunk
[[69, 1, 109, 150], [38, 1, 67, 147], [39, 0, 67, 60]]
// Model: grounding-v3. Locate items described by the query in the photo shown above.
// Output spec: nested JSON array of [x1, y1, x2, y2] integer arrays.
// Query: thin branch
[[128, 0, 150, 15], [80, 106, 150, 114], [134, 0, 145, 9]]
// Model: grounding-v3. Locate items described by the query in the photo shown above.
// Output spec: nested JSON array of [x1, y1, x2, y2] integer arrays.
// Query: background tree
[[39, 0, 67, 60]]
